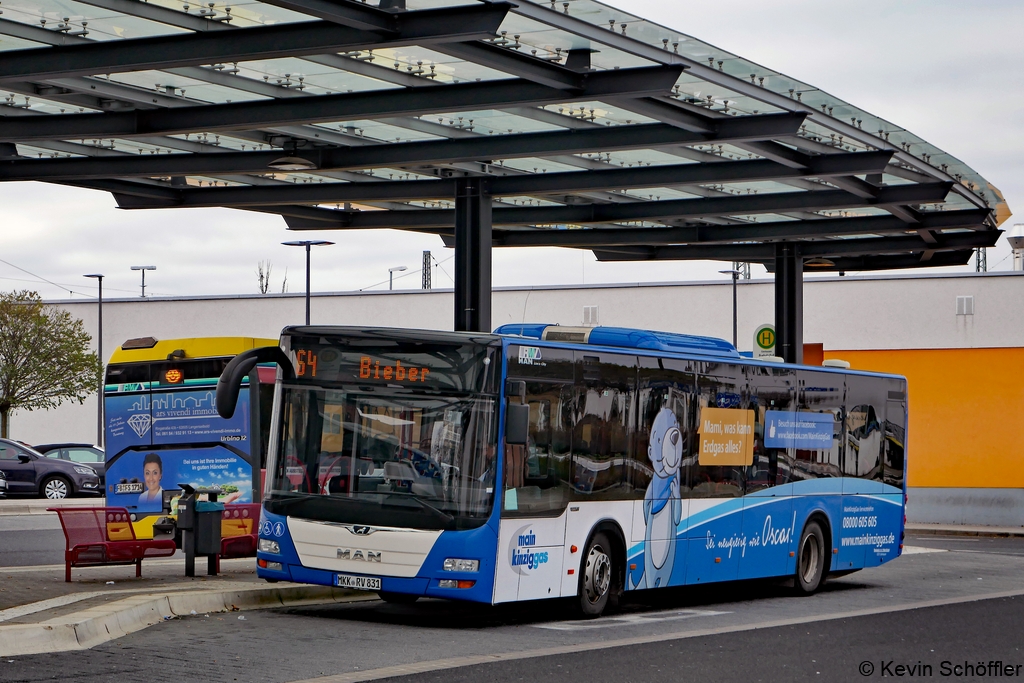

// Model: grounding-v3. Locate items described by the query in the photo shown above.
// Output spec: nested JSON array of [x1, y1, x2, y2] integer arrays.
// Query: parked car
[[0, 438, 101, 499], [33, 443, 106, 485], [0, 469, 7, 498]]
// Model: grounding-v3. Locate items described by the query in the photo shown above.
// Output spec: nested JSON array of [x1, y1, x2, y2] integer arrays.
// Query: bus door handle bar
[[217, 346, 295, 419]]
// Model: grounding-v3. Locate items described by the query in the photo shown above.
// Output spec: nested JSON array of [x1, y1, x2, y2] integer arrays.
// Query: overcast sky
[[2, 0, 1020, 302]]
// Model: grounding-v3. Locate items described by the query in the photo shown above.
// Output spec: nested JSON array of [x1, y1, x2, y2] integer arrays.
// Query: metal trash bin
[[176, 484, 223, 577], [194, 500, 224, 555]]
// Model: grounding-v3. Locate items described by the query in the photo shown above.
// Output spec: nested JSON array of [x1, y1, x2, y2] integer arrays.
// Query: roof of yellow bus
[[108, 337, 278, 364]]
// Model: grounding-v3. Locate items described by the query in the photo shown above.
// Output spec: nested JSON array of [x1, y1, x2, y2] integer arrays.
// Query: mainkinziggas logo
[[509, 527, 549, 573]]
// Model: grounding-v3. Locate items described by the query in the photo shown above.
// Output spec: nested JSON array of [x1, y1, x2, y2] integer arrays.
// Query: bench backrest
[[49, 507, 137, 549], [221, 503, 260, 537]]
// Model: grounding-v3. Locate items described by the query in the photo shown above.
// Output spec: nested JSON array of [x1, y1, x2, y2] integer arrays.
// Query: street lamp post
[[388, 266, 408, 291], [282, 240, 333, 325], [129, 265, 156, 297], [719, 268, 740, 349], [84, 274, 104, 447]]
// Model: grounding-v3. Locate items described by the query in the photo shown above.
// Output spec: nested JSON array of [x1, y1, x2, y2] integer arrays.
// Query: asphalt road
[[1, 533, 1022, 683], [0, 515, 66, 567]]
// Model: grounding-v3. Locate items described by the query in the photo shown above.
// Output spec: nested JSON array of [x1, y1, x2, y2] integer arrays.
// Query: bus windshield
[[268, 386, 497, 530]]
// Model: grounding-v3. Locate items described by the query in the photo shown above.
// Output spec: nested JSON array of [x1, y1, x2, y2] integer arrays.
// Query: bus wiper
[[383, 492, 454, 525]]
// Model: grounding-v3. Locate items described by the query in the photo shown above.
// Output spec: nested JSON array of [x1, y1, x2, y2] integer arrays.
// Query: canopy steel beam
[[486, 209, 991, 248], [0, 66, 684, 142], [0, 111, 801, 181], [257, 0, 403, 32], [769, 250, 976, 273], [256, 182, 952, 230], [0, 4, 510, 82], [87, 150, 890, 208], [590, 230, 999, 262]]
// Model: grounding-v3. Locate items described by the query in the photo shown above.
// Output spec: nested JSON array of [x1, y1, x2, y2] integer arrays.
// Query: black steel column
[[454, 177, 491, 332], [774, 243, 803, 364]]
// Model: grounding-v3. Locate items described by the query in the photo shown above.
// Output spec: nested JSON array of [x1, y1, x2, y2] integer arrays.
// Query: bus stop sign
[[754, 324, 776, 358]]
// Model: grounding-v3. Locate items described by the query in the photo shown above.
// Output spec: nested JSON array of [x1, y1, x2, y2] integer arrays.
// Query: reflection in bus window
[[637, 356, 694, 498], [275, 387, 496, 520], [790, 371, 844, 481], [571, 352, 635, 500], [692, 363, 746, 498], [746, 366, 795, 492], [502, 382, 572, 517], [844, 375, 886, 481]]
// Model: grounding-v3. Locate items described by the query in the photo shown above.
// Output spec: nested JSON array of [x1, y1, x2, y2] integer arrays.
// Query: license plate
[[335, 573, 381, 591]]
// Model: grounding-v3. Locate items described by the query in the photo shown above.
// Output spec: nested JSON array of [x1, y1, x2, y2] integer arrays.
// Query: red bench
[[219, 503, 260, 559], [49, 507, 177, 582]]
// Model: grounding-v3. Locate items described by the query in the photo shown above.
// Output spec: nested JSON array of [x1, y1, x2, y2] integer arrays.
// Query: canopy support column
[[774, 243, 803, 364], [454, 177, 491, 332]]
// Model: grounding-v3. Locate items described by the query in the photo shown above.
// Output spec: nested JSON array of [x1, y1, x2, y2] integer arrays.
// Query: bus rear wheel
[[795, 520, 826, 595], [378, 591, 419, 604], [576, 532, 613, 618]]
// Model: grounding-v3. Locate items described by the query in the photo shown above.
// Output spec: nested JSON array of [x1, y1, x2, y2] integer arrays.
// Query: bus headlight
[[442, 558, 479, 572], [258, 539, 280, 554]]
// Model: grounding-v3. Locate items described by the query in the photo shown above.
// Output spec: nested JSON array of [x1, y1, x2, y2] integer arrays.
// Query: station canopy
[[0, 0, 1009, 275]]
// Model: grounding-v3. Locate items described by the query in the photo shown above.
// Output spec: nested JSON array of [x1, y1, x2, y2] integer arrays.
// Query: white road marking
[[534, 608, 729, 631], [900, 545, 947, 555]]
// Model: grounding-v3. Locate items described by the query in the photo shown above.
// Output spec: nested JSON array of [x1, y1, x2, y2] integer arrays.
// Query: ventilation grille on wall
[[956, 295, 975, 316], [583, 305, 599, 327]]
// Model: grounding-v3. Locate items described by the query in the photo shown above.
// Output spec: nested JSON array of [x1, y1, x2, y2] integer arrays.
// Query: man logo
[[337, 548, 382, 562], [348, 526, 374, 536]]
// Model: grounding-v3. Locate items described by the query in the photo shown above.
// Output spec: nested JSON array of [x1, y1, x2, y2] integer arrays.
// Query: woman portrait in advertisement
[[138, 453, 164, 510]]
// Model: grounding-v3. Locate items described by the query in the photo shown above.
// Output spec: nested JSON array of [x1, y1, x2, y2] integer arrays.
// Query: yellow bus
[[103, 336, 276, 538]]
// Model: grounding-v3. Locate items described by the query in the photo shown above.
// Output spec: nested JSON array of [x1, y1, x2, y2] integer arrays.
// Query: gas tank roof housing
[[493, 324, 739, 359]]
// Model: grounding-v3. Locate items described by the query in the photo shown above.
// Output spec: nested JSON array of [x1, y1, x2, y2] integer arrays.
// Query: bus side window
[[844, 374, 887, 482], [501, 381, 572, 517], [691, 363, 747, 498], [883, 380, 907, 489], [636, 356, 695, 498], [745, 365, 795, 492], [790, 370, 844, 481], [570, 352, 636, 500]]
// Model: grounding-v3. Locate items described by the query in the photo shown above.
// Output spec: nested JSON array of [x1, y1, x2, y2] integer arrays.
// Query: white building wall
[[10, 270, 1024, 446]]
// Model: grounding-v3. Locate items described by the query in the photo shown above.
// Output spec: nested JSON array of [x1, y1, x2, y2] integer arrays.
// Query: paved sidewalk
[[0, 557, 363, 656], [0, 557, 261, 612]]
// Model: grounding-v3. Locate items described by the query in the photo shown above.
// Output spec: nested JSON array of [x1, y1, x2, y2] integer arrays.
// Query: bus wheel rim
[[45, 479, 67, 499], [800, 534, 819, 584], [585, 545, 611, 603]]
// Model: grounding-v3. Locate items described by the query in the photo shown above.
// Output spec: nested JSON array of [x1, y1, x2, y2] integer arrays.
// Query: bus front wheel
[[795, 520, 827, 595], [577, 532, 613, 618]]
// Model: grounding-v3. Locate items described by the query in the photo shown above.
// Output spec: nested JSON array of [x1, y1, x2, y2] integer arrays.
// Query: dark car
[[0, 438, 101, 499], [33, 443, 106, 485]]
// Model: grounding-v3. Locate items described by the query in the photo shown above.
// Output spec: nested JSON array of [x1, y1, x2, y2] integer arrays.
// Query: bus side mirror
[[216, 346, 295, 419], [505, 403, 530, 445]]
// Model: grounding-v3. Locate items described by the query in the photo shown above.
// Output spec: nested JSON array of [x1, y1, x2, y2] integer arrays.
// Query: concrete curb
[[0, 498, 104, 516], [0, 584, 364, 657]]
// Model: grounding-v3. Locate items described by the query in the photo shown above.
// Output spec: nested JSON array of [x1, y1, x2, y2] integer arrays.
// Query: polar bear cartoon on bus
[[639, 407, 684, 589]]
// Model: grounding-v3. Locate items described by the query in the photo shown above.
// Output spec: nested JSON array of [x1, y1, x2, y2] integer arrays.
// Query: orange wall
[[823, 348, 1024, 489]]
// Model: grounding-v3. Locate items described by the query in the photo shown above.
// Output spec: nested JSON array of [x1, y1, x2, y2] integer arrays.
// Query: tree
[[256, 261, 288, 294], [256, 260, 273, 294], [0, 291, 102, 438]]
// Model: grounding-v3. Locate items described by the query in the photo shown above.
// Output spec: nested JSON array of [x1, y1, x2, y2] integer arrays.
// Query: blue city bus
[[217, 325, 907, 616]]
